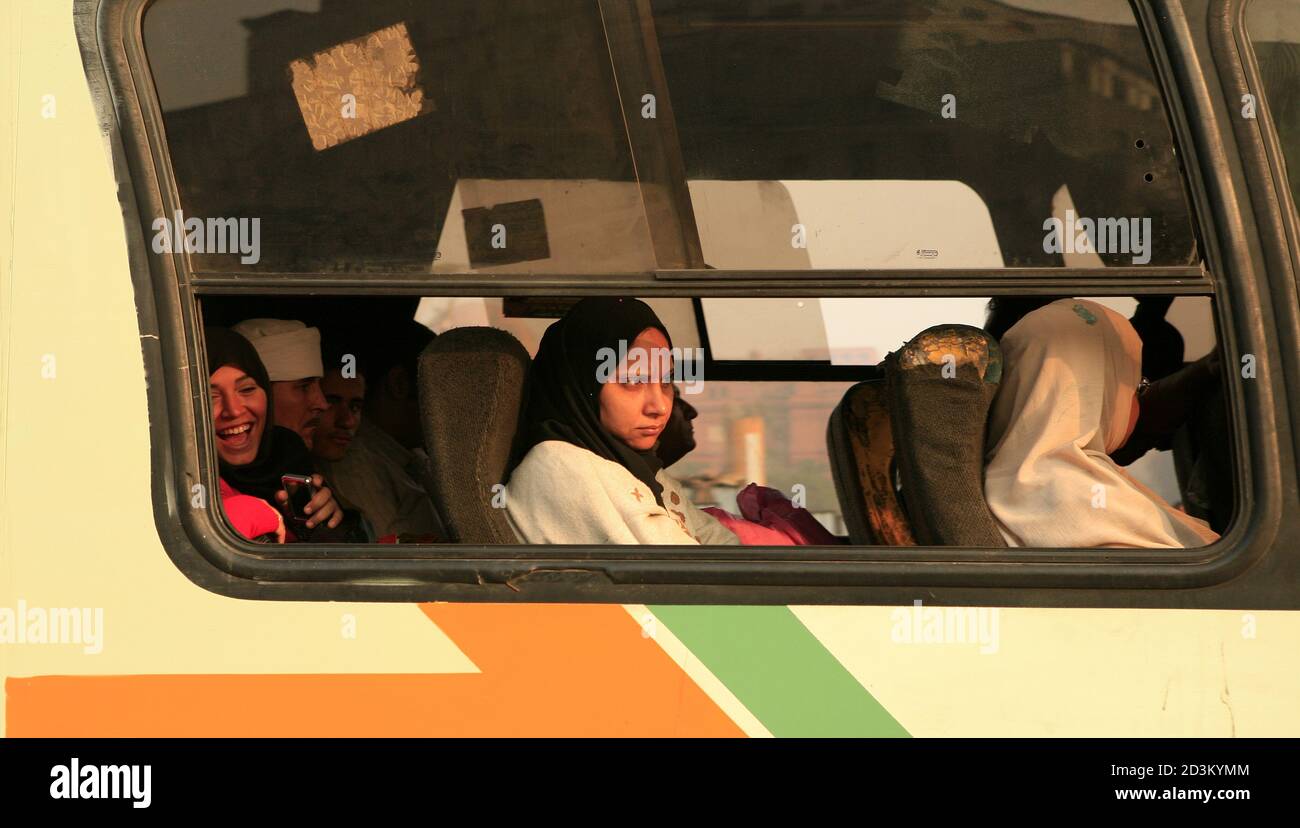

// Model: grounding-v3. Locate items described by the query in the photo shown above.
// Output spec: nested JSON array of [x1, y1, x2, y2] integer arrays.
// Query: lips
[[217, 421, 256, 450]]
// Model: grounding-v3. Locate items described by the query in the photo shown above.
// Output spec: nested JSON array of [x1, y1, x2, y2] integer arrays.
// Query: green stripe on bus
[[650, 606, 910, 738]]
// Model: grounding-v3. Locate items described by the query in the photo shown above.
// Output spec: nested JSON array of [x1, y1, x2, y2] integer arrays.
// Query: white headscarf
[[984, 299, 1218, 548], [232, 318, 323, 382]]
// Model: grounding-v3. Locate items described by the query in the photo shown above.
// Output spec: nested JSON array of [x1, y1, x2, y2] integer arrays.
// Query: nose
[[308, 382, 328, 414], [218, 389, 246, 419], [340, 405, 360, 430], [644, 383, 672, 417]]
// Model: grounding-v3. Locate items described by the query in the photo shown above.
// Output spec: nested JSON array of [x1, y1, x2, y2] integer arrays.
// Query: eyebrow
[[209, 372, 254, 389]]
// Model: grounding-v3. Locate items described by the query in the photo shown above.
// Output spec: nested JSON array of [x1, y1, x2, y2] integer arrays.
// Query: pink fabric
[[705, 484, 843, 546], [702, 507, 796, 545], [219, 479, 283, 541], [738, 484, 842, 545]]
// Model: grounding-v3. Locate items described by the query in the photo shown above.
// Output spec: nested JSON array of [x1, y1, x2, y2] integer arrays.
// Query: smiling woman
[[209, 365, 266, 465], [204, 327, 358, 543]]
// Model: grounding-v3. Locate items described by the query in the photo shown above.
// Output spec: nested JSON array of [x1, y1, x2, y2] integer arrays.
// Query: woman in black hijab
[[510, 299, 672, 502], [205, 326, 363, 543], [504, 299, 740, 546]]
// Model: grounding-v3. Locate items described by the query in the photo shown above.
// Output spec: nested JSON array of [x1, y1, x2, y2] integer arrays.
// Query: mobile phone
[[280, 474, 315, 521]]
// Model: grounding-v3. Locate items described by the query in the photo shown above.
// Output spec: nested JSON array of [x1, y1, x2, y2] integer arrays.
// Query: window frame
[[1220, 0, 1300, 528], [1234, 1, 1300, 294], [79, 0, 1300, 607]]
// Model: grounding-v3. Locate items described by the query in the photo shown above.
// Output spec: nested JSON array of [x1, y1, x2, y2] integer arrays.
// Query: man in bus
[[232, 318, 329, 450], [309, 327, 444, 541]]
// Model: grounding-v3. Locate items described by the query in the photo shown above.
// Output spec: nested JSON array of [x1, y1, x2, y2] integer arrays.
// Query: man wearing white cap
[[232, 318, 330, 450]]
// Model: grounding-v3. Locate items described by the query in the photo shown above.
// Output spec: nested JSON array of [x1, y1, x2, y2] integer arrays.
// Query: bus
[[1, 0, 1298, 737]]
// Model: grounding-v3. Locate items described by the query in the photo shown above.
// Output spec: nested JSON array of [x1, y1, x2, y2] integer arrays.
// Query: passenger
[[505, 298, 741, 545], [983, 299, 1219, 548], [655, 386, 698, 468], [983, 296, 1065, 341], [362, 320, 436, 454], [1129, 296, 1184, 381], [985, 297, 1222, 469], [231, 318, 329, 450], [311, 342, 367, 465], [311, 335, 444, 540], [206, 327, 359, 543]]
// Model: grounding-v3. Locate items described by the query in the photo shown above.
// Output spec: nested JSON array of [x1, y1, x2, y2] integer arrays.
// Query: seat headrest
[[417, 327, 530, 544], [827, 378, 916, 546], [885, 324, 1006, 547]]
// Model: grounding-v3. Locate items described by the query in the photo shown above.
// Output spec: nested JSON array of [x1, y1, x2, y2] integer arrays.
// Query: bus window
[[415, 297, 702, 354], [649, 0, 1198, 268], [701, 296, 1215, 367], [688, 180, 1006, 270], [664, 378, 853, 537], [142, 0, 652, 273], [200, 293, 1230, 548], [1247, 0, 1300, 211], [697, 295, 1219, 520]]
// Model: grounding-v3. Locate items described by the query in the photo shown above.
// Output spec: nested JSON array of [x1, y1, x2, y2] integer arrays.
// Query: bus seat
[[417, 327, 530, 544], [884, 325, 1007, 547], [827, 378, 917, 545]]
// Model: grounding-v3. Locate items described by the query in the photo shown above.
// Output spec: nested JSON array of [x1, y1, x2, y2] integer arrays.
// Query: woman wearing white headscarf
[[984, 299, 1219, 548]]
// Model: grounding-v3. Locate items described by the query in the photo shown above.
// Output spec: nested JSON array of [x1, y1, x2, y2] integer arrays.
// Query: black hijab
[[509, 298, 673, 506], [205, 326, 316, 503]]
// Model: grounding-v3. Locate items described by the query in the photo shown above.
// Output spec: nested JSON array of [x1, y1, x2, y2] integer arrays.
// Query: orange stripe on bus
[[6, 604, 744, 737]]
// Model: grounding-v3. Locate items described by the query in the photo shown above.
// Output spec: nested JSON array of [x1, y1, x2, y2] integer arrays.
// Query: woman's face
[[209, 365, 268, 465], [599, 326, 674, 451]]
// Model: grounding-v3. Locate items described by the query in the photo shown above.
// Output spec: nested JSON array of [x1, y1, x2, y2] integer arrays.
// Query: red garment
[[738, 484, 842, 545], [702, 507, 795, 545], [704, 484, 842, 546], [219, 479, 282, 541]]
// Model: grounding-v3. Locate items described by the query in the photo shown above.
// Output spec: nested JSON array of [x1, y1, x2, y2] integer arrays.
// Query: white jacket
[[506, 441, 740, 546]]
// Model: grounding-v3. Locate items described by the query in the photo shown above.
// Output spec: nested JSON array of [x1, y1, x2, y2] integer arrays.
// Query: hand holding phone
[[275, 473, 344, 531], [280, 474, 315, 521]]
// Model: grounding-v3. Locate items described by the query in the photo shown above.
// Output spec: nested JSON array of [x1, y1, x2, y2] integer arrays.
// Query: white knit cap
[[232, 318, 323, 381]]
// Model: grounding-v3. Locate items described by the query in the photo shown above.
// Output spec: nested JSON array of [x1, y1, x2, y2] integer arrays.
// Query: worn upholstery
[[885, 324, 1006, 547], [827, 378, 916, 546], [417, 327, 529, 544]]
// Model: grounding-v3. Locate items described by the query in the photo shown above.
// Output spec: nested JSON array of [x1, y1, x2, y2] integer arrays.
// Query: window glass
[[702, 297, 988, 364], [416, 297, 702, 354], [200, 292, 1226, 547], [669, 381, 853, 536], [701, 299, 834, 361], [702, 296, 1212, 365], [699, 294, 1215, 513], [651, 0, 1198, 268], [143, 0, 654, 273], [1247, 0, 1300, 211]]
